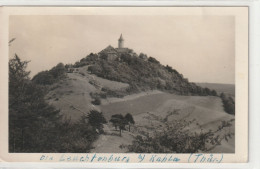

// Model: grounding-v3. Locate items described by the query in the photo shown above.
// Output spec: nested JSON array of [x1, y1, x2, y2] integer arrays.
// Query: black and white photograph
[[0, 7, 249, 163]]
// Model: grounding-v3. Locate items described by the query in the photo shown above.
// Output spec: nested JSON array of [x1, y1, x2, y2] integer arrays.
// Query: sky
[[9, 15, 235, 84]]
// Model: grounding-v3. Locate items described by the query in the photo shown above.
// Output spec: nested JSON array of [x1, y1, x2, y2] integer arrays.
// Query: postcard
[[0, 6, 248, 163]]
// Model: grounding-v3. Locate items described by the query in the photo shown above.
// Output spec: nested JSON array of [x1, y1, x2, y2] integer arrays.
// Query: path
[[90, 123, 134, 153]]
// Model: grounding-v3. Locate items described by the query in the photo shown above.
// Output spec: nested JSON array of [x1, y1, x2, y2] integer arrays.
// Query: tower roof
[[99, 45, 118, 54], [118, 34, 124, 41]]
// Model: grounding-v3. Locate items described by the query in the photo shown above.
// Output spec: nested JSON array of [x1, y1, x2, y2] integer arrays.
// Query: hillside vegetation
[[12, 48, 235, 153], [73, 53, 218, 96], [9, 55, 107, 152], [32, 51, 235, 116]]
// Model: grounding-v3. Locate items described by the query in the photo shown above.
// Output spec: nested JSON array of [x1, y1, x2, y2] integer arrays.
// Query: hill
[[67, 51, 218, 97], [43, 67, 129, 122], [30, 47, 235, 153], [32, 48, 235, 119]]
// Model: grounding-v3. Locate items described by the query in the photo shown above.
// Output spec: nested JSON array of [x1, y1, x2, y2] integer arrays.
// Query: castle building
[[98, 34, 137, 61]]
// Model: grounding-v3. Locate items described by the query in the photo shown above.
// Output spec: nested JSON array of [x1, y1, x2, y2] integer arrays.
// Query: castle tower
[[118, 34, 124, 48]]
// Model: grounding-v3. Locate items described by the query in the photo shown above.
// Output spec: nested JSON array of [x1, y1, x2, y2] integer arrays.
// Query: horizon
[[9, 15, 235, 84]]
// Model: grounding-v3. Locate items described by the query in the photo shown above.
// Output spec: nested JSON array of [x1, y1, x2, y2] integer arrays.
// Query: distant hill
[[196, 83, 235, 97]]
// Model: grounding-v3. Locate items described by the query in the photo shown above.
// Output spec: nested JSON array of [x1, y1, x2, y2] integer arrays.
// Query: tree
[[99, 53, 108, 60], [50, 63, 66, 79], [148, 57, 160, 64], [32, 70, 55, 85], [9, 54, 60, 152], [211, 90, 217, 96], [88, 65, 102, 74], [110, 114, 123, 130], [125, 113, 135, 132], [86, 53, 98, 62], [87, 110, 107, 133], [220, 92, 226, 99], [204, 87, 211, 96], [109, 114, 127, 136], [32, 62, 66, 85], [220, 93, 235, 115], [139, 53, 148, 60]]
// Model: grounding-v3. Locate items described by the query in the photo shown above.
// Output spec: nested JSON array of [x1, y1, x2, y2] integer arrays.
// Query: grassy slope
[[45, 67, 129, 122], [46, 69, 235, 153], [100, 92, 235, 153]]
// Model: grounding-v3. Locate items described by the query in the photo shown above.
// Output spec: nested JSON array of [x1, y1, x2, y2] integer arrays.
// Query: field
[[98, 92, 235, 153], [46, 70, 235, 153]]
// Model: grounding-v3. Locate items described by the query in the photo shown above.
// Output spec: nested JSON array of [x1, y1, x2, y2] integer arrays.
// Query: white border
[[0, 0, 259, 169]]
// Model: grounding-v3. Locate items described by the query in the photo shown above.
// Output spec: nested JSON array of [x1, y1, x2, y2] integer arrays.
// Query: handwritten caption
[[39, 153, 223, 163]]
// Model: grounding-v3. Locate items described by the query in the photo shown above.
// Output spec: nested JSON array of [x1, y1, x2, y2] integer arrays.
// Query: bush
[[124, 118, 234, 153], [88, 65, 102, 75], [139, 53, 148, 60], [91, 97, 101, 105], [148, 57, 160, 64], [220, 93, 235, 115], [50, 63, 66, 79], [32, 63, 66, 85], [32, 71, 55, 85]]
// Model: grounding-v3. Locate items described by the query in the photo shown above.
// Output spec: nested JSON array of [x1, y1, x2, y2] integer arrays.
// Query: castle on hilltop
[[98, 34, 138, 61]]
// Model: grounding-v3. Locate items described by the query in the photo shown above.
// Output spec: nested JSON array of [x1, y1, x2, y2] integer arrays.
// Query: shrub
[[50, 63, 66, 79], [91, 97, 101, 105], [88, 65, 102, 75], [124, 118, 234, 153], [139, 53, 148, 60], [148, 57, 160, 64], [32, 63, 66, 85], [220, 93, 235, 115]]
